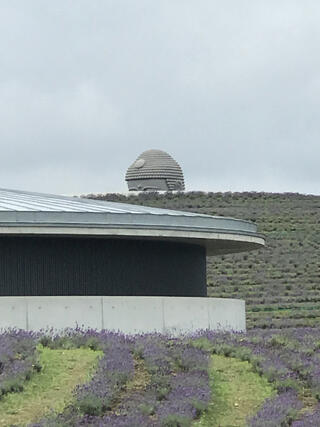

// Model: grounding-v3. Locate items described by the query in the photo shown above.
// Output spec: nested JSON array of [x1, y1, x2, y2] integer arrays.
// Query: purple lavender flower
[[292, 404, 320, 426], [156, 370, 210, 424], [249, 391, 303, 427], [75, 333, 134, 416], [0, 329, 39, 397]]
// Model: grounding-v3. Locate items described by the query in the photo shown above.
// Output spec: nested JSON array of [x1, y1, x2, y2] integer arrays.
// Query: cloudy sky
[[0, 1, 319, 196]]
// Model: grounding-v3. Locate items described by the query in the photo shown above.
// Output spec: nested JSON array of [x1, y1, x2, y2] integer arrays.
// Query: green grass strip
[[0, 345, 101, 427], [194, 354, 274, 427]]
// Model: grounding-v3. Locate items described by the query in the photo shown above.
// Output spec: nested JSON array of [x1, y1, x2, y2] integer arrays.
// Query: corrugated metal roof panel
[[0, 188, 205, 216]]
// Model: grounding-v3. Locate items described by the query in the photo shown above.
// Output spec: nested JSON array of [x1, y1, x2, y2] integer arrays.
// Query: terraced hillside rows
[[86, 192, 320, 329]]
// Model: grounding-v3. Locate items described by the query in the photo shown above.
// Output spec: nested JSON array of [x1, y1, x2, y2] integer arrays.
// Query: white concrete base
[[0, 296, 246, 334]]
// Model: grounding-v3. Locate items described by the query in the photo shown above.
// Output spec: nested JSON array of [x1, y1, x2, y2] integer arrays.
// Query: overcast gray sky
[[0, 1, 319, 195]]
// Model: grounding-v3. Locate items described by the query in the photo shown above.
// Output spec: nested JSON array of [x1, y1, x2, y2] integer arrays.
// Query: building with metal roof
[[0, 187, 265, 333], [125, 149, 185, 191]]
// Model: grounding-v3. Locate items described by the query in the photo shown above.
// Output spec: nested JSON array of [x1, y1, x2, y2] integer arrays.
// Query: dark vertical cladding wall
[[0, 236, 206, 297]]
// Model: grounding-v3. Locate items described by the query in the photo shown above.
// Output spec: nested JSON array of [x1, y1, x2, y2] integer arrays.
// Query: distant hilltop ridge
[[85, 190, 319, 200], [86, 191, 320, 329]]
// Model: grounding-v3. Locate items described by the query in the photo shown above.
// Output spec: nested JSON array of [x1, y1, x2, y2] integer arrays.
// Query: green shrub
[[77, 395, 108, 416], [161, 414, 191, 427]]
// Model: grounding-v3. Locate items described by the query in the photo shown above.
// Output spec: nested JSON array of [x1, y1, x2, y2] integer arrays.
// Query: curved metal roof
[[0, 188, 265, 255], [0, 187, 193, 214]]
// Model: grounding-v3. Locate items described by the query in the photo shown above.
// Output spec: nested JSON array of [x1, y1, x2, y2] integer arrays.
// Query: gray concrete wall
[[0, 296, 246, 334]]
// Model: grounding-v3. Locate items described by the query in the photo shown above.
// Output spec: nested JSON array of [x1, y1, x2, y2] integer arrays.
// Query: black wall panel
[[0, 236, 207, 297]]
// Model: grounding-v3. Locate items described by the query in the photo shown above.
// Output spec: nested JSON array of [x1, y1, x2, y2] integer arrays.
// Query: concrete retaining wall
[[0, 296, 246, 334]]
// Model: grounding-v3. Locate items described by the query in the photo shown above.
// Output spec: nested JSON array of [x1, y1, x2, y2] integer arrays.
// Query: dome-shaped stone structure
[[126, 149, 185, 191]]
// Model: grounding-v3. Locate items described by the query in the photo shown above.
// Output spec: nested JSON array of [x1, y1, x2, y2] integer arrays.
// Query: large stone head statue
[[126, 149, 185, 191]]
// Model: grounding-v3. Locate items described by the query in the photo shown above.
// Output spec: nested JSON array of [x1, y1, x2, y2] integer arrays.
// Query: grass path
[[0, 346, 101, 427], [195, 354, 274, 427]]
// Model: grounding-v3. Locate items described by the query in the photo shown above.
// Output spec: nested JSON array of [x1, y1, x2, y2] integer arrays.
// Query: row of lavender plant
[[195, 327, 320, 426], [0, 329, 40, 398], [75, 332, 134, 417], [249, 391, 303, 427], [33, 331, 210, 426], [292, 404, 320, 426], [135, 334, 210, 425]]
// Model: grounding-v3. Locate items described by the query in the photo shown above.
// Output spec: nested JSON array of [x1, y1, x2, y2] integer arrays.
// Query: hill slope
[[86, 191, 320, 329]]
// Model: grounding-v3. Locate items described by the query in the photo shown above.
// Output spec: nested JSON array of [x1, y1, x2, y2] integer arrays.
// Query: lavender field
[[1, 329, 210, 426], [89, 191, 320, 330], [1, 191, 319, 425], [195, 327, 320, 426], [1, 328, 320, 426]]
